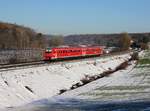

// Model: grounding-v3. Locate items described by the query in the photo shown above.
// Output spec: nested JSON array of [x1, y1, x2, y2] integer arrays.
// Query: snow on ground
[[56, 50, 150, 102], [0, 53, 131, 109], [4, 51, 150, 111]]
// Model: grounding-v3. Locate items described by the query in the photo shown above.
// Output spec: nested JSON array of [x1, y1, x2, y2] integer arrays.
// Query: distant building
[[103, 47, 118, 54]]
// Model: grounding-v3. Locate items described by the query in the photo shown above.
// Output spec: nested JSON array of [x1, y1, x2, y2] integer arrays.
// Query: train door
[[82, 48, 86, 56], [51, 49, 58, 59]]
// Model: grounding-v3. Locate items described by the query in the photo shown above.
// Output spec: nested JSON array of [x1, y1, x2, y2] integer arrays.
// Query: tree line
[[0, 22, 149, 50], [0, 22, 64, 49], [119, 32, 149, 50]]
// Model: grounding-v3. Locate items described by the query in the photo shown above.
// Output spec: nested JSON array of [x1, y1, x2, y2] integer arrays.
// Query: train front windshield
[[45, 48, 52, 53]]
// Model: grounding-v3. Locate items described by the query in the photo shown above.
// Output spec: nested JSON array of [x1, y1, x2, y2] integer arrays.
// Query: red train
[[43, 46, 103, 60]]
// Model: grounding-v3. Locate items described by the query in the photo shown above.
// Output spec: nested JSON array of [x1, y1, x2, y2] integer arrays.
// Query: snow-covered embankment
[[0, 53, 131, 108]]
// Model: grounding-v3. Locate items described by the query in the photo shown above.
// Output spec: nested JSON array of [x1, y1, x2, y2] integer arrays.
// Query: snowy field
[[0, 53, 132, 110], [60, 50, 150, 101], [5, 50, 150, 111], [61, 61, 150, 102]]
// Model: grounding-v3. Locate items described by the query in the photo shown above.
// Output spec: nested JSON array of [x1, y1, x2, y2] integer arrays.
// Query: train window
[[45, 49, 52, 53], [59, 51, 62, 53]]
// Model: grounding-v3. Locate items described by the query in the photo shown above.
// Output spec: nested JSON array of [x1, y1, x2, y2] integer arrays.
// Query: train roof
[[46, 46, 103, 50]]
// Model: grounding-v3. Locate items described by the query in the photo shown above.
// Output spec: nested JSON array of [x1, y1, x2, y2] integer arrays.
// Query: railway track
[[0, 61, 45, 69], [0, 51, 132, 72]]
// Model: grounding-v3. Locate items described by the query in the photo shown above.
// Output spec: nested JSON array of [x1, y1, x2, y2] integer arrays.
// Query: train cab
[[44, 48, 52, 60]]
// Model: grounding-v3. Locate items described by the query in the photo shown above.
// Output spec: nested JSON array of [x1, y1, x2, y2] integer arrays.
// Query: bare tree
[[119, 32, 132, 50], [49, 36, 64, 47], [0, 22, 47, 49]]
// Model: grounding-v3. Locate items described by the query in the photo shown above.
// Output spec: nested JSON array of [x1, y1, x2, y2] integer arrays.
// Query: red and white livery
[[44, 46, 103, 60]]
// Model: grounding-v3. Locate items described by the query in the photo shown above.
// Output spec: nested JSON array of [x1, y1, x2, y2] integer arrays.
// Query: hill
[[0, 22, 149, 49], [64, 33, 150, 47], [0, 22, 46, 49]]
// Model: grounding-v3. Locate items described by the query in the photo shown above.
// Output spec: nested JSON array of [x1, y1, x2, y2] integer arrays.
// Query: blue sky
[[0, 0, 150, 35]]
